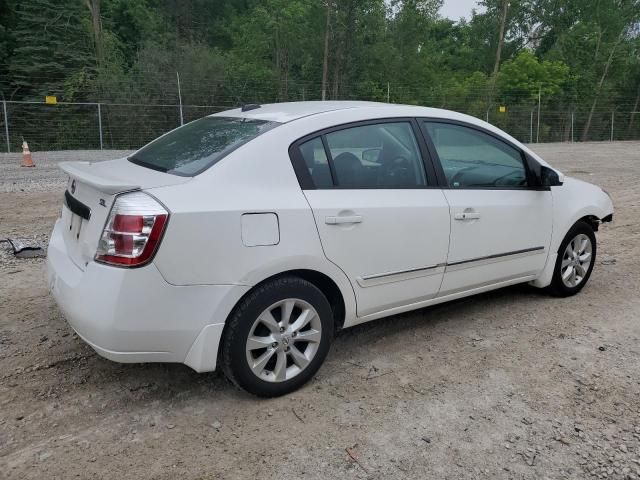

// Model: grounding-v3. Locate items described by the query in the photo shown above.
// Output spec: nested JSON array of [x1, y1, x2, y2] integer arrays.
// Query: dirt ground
[[1, 143, 639, 480]]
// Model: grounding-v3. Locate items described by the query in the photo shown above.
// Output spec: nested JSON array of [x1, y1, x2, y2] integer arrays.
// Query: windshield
[[128, 116, 280, 176]]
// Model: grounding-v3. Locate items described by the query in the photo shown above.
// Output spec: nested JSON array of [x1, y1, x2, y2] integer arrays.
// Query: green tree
[[497, 49, 570, 102], [7, 0, 93, 100]]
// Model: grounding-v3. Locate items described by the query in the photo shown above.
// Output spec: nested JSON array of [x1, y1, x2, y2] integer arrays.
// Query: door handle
[[325, 215, 363, 225], [454, 212, 480, 221]]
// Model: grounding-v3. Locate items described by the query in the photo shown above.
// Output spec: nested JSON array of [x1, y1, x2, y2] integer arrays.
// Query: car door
[[420, 120, 552, 296], [290, 119, 450, 317]]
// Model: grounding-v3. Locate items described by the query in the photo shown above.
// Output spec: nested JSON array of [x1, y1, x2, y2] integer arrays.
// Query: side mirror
[[541, 166, 563, 187], [362, 148, 381, 163]]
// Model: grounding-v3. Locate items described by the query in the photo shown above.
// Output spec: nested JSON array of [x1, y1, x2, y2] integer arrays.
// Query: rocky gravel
[[1, 142, 639, 479]]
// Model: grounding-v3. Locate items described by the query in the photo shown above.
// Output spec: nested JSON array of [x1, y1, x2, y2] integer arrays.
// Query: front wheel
[[547, 221, 597, 297], [220, 276, 334, 397]]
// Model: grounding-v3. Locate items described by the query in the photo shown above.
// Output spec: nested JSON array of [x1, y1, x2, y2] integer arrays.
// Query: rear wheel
[[221, 276, 333, 397], [547, 221, 597, 297]]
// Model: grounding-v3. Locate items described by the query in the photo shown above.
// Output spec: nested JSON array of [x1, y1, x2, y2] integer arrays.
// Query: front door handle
[[325, 215, 363, 225], [454, 212, 480, 221]]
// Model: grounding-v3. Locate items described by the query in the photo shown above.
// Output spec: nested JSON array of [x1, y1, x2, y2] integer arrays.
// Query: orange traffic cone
[[21, 140, 35, 167]]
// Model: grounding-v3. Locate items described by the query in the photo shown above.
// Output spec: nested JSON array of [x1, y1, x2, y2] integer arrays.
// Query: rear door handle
[[325, 215, 363, 225], [454, 212, 480, 220]]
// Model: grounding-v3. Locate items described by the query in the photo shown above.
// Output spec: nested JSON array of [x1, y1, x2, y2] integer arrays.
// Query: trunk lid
[[59, 158, 189, 270]]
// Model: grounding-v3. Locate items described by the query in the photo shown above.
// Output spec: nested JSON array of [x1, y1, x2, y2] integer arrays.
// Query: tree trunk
[[492, 0, 509, 77], [321, 1, 331, 101], [84, 0, 102, 66], [342, 0, 356, 97], [332, 25, 341, 100], [582, 32, 623, 141]]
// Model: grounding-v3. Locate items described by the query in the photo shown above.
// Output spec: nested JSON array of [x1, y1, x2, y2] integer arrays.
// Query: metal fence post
[[536, 87, 541, 143], [2, 100, 9, 153], [530, 110, 533, 144], [611, 111, 614, 142], [571, 111, 574, 143], [97, 103, 103, 150], [176, 72, 184, 126]]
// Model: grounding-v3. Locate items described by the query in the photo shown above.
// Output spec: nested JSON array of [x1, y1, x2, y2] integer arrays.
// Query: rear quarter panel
[[147, 123, 358, 323]]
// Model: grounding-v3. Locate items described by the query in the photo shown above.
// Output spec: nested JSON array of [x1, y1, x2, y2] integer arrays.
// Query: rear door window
[[297, 122, 427, 189], [129, 117, 280, 176], [298, 137, 333, 188]]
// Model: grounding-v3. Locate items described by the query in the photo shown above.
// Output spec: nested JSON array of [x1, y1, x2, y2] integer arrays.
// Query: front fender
[[531, 177, 613, 288], [551, 177, 613, 251]]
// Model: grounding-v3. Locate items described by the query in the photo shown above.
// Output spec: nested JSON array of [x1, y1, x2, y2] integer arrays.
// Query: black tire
[[220, 276, 334, 397], [547, 220, 597, 297]]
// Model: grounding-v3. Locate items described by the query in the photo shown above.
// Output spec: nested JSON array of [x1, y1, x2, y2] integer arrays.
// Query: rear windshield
[[128, 116, 280, 176]]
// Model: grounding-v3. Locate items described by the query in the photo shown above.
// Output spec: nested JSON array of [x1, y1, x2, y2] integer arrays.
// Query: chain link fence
[[2, 97, 639, 153]]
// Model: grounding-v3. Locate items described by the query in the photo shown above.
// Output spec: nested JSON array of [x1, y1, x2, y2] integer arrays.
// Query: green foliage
[[0, 0, 639, 147], [6, 0, 93, 99], [498, 50, 570, 102]]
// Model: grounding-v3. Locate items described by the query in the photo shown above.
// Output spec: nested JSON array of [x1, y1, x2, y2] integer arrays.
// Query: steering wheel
[[491, 170, 527, 186]]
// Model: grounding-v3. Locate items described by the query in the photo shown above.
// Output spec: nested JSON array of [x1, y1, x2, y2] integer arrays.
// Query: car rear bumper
[[47, 219, 249, 371]]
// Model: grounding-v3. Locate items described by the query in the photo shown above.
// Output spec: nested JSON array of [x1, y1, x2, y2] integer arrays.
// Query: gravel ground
[[1, 142, 639, 480]]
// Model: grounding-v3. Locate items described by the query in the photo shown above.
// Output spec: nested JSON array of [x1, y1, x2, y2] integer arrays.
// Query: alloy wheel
[[561, 233, 593, 288], [245, 299, 323, 382]]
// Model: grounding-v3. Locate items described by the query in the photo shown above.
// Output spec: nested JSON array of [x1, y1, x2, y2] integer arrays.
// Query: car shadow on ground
[[52, 282, 548, 403]]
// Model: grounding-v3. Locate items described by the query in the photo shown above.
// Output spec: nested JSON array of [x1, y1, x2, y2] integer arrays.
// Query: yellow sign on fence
[[499, 105, 506, 113], [45, 96, 57, 105]]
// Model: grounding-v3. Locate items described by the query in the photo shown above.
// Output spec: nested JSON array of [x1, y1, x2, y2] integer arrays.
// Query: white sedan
[[47, 101, 614, 397]]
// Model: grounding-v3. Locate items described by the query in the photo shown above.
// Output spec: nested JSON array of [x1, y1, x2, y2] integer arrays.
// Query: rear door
[[420, 120, 552, 295], [290, 119, 450, 317]]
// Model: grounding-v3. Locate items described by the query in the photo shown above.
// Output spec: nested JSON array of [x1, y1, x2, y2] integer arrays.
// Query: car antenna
[[241, 103, 261, 112]]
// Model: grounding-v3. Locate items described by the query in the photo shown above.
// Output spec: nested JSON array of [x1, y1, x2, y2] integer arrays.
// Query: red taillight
[[113, 214, 144, 233], [95, 192, 169, 267]]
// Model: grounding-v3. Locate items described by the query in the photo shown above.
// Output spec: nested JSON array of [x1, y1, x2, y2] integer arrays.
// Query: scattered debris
[[345, 360, 366, 369], [345, 445, 368, 473], [292, 408, 305, 424], [1, 238, 45, 258], [408, 383, 425, 395]]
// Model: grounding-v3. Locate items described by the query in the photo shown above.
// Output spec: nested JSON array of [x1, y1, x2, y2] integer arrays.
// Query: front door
[[421, 121, 552, 296], [292, 120, 451, 317]]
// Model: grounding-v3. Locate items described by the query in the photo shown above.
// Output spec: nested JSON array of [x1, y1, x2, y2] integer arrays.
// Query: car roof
[[211, 100, 491, 125], [209, 101, 553, 170], [211, 101, 388, 123]]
